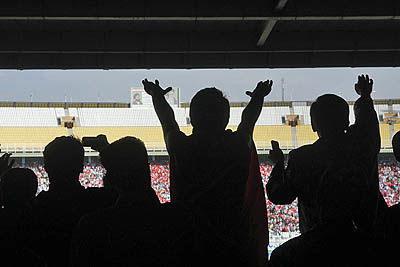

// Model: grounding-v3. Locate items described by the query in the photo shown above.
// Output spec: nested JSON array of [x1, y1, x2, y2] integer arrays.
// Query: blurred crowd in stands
[[19, 160, 400, 235], [379, 161, 400, 207]]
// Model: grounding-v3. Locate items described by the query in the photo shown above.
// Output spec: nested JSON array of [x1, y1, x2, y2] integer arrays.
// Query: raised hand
[[246, 80, 273, 98], [0, 153, 15, 176], [142, 79, 173, 97], [355, 74, 373, 97], [269, 140, 284, 165]]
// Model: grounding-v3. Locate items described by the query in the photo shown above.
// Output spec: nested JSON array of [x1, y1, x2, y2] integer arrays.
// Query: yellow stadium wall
[[0, 127, 69, 149]]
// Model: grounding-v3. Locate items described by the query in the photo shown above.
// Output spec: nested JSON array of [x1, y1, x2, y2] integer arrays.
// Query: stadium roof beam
[[0, 30, 397, 53], [257, 0, 289, 46], [0, 15, 399, 21], [0, 0, 399, 69]]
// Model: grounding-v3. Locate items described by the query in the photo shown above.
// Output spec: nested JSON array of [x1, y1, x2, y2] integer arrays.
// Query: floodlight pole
[[281, 78, 285, 102]]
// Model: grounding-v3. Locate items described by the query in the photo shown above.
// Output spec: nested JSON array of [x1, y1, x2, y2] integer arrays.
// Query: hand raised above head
[[142, 79, 173, 97], [355, 74, 373, 97], [246, 80, 273, 98]]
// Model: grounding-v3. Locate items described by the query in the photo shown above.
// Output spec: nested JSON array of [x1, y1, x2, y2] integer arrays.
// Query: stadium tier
[[0, 101, 398, 154], [77, 108, 188, 127], [0, 127, 69, 150], [0, 107, 62, 126], [253, 125, 293, 149]]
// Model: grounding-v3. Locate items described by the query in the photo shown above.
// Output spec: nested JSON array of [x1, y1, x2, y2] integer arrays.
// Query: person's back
[[382, 131, 400, 265], [143, 79, 272, 266], [267, 75, 386, 235], [267, 75, 384, 266], [71, 137, 189, 267], [28, 136, 115, 267], [0, 167, 45, 266]]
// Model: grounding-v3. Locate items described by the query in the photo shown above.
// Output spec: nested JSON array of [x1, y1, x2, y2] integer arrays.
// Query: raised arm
[[266, 141, 297, 205], [351, 74, 380, 156], [237, 80, 273, 136], [142, 79, 180, 137]]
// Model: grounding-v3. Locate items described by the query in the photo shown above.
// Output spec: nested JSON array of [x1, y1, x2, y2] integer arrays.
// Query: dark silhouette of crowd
[[0, 74, 399, 266]]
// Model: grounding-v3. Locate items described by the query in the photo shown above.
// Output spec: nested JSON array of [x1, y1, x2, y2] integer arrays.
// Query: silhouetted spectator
[[383, 130, 400, 265], [393, 131, 400, 162], [143, 79, 271, 266], [71, 137, 189, 266], [0, 167, 45, 266], [1, 167, 37, 208], [27, 136, 116, 267], [267, 75, 385, 266]]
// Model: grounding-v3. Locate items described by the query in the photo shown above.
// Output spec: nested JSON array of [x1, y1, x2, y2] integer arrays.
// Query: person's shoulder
[[166, 130, 189, 150], [290, 143, 314, 155], [84, 187, 117, 200], [79, 206, 114, 228], [31, 190, 52, 207]]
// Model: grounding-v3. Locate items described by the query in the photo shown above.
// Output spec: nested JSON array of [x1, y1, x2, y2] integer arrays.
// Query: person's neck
[[192, 128, 226, 139], [115, 187, 158, 206], [49, 176, 82, 192]]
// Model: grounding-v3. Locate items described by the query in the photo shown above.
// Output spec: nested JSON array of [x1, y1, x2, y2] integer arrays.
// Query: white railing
[[0, 140, 393, 155]]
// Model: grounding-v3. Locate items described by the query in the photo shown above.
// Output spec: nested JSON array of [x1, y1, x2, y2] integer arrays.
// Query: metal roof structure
[[1, 0, 399, 69]]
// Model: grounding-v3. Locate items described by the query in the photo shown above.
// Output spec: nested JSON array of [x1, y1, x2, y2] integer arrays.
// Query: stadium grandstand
[[1, 99, 400, 256], [0, 99, 398, 157]]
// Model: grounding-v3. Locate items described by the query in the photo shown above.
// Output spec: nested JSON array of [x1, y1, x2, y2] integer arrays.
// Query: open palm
[[142, 79, 173, 97]]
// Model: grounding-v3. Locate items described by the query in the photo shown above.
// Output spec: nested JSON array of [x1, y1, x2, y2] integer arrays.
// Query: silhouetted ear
[[311, 117, 318, 132]]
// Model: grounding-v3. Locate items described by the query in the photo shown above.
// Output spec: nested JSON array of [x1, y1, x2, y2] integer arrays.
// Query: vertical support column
[[64, 108, 73, 136], [388, 100, 395, 143], [289, 102, 298, 148], [292, 126, 298, 149]]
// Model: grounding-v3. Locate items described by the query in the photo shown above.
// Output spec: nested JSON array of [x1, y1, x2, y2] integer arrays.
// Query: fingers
[[165, 87, 173, 94], [245, 91, 253, 97], [2, 153, 11, 161], [0, 153, 13, 168], [271, 140, 280, 150], [257, 80, 273, 88], [8, 158, 15, 169]]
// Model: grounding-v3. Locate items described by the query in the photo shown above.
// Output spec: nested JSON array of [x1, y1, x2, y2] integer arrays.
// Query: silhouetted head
[[0, 168, 38, 207], [393, 131, 400, 162], [100, 137, 150, 192], [189, 88, 230, 134], [310, 94, 350, 138], [43, 136, 84, 187]]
